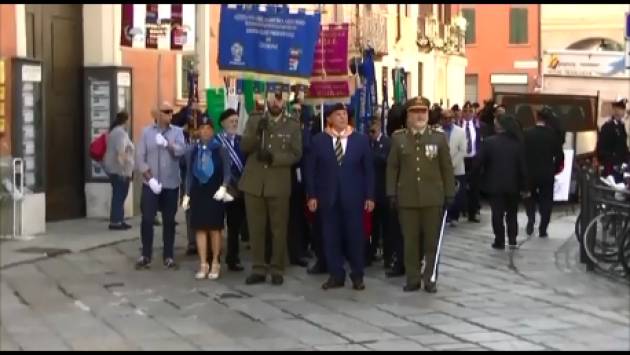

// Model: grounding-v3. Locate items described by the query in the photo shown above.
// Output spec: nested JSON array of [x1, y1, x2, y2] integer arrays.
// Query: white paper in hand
[[213, 186, 227, 201], [155, 133, 168, 147]]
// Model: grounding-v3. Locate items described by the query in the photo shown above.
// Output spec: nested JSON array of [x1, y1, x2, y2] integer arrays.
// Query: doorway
[[25, 4, 85, 220]]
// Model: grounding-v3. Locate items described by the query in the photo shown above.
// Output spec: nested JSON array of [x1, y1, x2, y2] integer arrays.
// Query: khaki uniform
[[386, 127, 455, 286], [239, 111, 302, 276]]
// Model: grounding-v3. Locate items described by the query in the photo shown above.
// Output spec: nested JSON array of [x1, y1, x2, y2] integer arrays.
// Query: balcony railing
[[417, 16, 465, 56]]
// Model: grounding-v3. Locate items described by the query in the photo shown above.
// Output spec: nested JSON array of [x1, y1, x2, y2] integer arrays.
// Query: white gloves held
[[213, 186, 234, 202], [148, 178, 163, 194], [182, 195, 190, 210], [155, 133, 169, 148]]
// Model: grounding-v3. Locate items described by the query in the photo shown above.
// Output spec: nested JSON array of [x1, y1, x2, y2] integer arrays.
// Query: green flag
[[206, 88, 225, 133]]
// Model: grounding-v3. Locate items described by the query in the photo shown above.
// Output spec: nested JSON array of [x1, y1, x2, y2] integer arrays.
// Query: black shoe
[[135, 256, 151, 270], [386, 267, 405, 278], [526, 221, 534, 236], [271, 274, 284, 285], [185, 246, 198, 256], [245, 274, 266, 285], [508, 244, 519, 250], [290, 258, 309, 267], [351, 277, 365, 291], [228, 263, 244, 272], [424, 282, 437, 293], [122, 222, 133, 229], [468, 217, 481, 223], [108, 223, 127, 230], [403, 283, 421, 292], [321, 277, 345, 290], [307, 263, 327, 275], [164, 258, 179, 270], [539, 231, 548, 238], [491, 242, 505, 250]]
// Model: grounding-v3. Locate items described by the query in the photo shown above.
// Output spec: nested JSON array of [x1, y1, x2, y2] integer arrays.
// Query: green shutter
[[462, 9, 476, 44], [510, 8, 528, 44]]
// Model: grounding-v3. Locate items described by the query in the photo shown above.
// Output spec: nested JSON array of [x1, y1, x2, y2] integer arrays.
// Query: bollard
[[12, 158, 24, 239]]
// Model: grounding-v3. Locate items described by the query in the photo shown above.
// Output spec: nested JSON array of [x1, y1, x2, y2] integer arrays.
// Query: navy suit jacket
[[305, 131, 375, 210], [370, 135, 391, 202]]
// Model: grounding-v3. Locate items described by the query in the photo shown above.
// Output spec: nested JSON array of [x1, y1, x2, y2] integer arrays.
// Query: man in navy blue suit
[[305, 103, 375, 291]]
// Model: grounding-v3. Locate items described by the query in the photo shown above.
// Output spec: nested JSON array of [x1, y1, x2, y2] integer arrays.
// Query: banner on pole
[[121, 4, 196, 52], [306, 23, 352, 103], [218, 4, 321, 85]]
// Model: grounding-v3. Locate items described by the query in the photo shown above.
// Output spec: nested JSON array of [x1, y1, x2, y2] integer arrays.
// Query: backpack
[[89, 132, 108, 162]]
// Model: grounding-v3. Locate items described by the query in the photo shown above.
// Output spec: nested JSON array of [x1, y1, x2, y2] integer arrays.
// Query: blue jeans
[[140, 185, 178, 260], [109, 174, 130, 224]]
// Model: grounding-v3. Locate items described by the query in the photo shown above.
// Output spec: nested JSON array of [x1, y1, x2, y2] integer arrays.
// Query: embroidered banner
[[218, 4, 321, 85]]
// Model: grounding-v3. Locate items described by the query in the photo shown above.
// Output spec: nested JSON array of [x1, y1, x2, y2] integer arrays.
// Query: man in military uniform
[[239, 89, 303, 286], [386, 96, 455, 293], [597, 98, 629, 180]]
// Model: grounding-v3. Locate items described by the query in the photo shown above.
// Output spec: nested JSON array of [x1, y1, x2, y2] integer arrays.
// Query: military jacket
[[386, 127, 455, 208], [239, 111, 302, 197]]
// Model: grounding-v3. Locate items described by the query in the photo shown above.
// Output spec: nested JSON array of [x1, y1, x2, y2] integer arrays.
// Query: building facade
[[0, 3, 466, 228], [454, 4, 540, 103]]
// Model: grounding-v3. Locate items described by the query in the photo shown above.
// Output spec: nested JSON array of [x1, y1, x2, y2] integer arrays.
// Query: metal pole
[[12, 158, 24, 239], [157, 53, 162, 107]]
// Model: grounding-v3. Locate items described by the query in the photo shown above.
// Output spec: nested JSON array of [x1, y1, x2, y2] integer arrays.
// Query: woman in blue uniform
[[182, 113, 233, 280]]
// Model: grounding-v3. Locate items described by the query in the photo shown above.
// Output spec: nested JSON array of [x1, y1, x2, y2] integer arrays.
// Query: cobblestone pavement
[[1, 209, 629, 351]]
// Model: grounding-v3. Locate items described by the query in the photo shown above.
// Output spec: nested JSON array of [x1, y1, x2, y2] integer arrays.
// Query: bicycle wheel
[[618, 225, 630, 278], [583, 211, 629, 271]]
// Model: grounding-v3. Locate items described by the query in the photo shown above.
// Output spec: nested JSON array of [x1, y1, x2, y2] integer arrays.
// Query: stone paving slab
[[1, 208, 629, 350]]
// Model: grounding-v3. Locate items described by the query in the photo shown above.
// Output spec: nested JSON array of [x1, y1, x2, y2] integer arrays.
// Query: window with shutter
[[462, 9, 475, 44], [509, 8, 528, 44]]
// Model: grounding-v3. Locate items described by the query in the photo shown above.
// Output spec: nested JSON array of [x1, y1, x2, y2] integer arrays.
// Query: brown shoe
[[321, 277, 345, 290], [351, 277, 365, 291]]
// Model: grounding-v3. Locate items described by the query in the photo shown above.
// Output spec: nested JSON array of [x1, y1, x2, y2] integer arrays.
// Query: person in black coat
[[597, 98, 629, 180], [523, 107, 564, 238], [367, 118, 391, 267], [475, 114, 529, 249]]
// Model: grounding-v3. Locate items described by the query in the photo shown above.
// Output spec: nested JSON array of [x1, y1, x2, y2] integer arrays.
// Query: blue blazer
[[305, 131, 375, 210]]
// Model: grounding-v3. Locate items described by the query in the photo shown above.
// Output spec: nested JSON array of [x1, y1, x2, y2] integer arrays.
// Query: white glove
[[148, 178, 162, 194], [213, 186, 227, 201], [222, 191, 234, 202], [155, 133, 169, 147], [182, 195, 190, 210]]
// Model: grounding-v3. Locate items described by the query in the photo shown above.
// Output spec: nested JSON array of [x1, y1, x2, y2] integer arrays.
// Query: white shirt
[[331, 134, 348, 155], [464, 119, 477, 158]]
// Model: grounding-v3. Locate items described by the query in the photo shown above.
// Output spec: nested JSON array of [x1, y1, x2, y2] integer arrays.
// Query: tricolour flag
[[121, 4, 195, 52]]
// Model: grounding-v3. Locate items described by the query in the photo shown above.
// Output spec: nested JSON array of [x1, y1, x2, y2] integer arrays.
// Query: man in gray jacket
[[135, 101, 186, 270]]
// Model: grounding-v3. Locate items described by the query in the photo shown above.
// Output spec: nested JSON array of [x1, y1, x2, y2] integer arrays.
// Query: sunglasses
[[161, 109, 173, 114]]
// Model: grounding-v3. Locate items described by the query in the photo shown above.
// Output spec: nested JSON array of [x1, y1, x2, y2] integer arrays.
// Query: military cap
[[196, 112, 214, 128], [405, 96, 431, 111]]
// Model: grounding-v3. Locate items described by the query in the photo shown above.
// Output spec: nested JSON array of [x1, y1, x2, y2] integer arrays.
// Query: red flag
[[170, 4, 183, 50], [120, 4, 134, 47]]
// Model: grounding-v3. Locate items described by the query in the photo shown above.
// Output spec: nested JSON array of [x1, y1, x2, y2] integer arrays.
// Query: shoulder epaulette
[[392, 129, 406, 135]]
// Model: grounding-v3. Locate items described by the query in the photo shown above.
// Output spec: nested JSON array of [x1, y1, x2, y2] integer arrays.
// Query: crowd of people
[[99, 89, 629, 294]]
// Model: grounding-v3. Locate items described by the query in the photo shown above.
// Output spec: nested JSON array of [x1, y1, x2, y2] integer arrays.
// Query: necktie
[[465, 121, 472, 154], [335, 137, 344, 166]]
